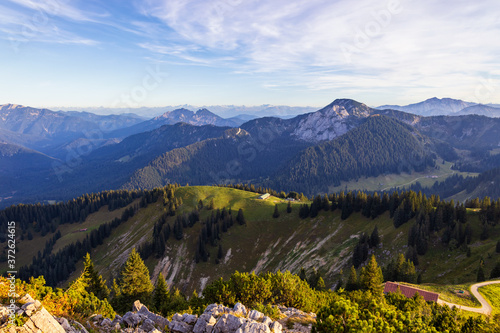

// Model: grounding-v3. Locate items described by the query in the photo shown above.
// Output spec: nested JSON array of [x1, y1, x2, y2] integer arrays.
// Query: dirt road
[[437, 280, 500, 315]]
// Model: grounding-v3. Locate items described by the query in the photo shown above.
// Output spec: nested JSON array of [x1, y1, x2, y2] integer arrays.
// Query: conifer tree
[[299, 267, 307, 281], [237, 209, 246, 225], [316, 277, 326, 290], [370, 226, 379, 248], [117, 248, 153, 308], [153, 273, 170, 315], [273, 204, 280, 218], [82, 253, 109, 299], [287, 201, 292, 213], [345, 266, 358, 291], [359, 255, 383, 294]]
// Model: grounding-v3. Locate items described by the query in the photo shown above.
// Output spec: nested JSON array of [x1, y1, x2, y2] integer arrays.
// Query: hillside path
[[437, 280, 500, 315]]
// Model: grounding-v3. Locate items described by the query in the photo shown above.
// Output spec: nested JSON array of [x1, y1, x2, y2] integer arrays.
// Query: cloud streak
[[137, 0, 500, 103]]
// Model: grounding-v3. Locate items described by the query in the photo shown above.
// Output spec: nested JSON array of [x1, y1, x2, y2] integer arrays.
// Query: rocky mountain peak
[[291, 98, 373, 142]]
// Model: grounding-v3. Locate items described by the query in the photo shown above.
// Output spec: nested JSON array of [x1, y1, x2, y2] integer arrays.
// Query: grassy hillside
[[9, 186, 500, 297], [328, 160, 478, 195], [478, 284, 500, 315]]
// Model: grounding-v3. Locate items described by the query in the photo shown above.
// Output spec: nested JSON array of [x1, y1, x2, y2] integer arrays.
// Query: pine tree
[[217, 244, 224, 262], [316, 277, 326, 290], [345, 266, 358, 291], [118, 248, 154, 306], [359, 255, 383, 294], [153, 273, 170, 315], [82, 253, 109, 300], [299, 267, 307, 281], [237, 209, 246, 225], [273, 204, 280, 218]]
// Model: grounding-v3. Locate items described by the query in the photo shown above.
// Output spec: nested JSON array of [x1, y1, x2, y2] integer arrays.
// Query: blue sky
[[1, 0, 499, 110]]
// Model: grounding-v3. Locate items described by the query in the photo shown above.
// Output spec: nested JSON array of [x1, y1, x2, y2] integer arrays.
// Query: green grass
[[328, 160, 478, 194], [478, 284, 500, 315], [14, 185, 500, 297], [402, 282, 481, 308]]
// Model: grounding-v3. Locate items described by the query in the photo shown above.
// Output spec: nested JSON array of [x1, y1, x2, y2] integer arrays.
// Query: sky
[[1, 0, 499, 112]]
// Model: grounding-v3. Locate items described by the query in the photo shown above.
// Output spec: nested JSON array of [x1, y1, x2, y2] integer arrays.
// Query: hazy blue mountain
[[108, 108, 240, 138], [454, 104, 500, 117], [376, 97, 476, 116]]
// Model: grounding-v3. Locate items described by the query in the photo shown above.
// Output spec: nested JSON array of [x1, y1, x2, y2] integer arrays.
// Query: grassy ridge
[[13, 186, 500, 296]]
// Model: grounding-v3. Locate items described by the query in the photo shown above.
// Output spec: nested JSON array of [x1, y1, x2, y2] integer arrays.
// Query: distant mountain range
[[54, 105, 318, 119], [376, 97, 500, 117], [2, 98, 500, 206]]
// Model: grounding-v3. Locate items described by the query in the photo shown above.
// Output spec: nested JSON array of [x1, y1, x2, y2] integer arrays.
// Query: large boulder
[[247, 310, 264, 322], [233, 303, 247, 317], [236, 322, 271, 333], [169, 320, 192, 333], [192, 313, 217, 333], [183, 314, 198, 325], [269, 321, 282, 333], [122, 311, 141, 327], [213, 314, 245, 333]]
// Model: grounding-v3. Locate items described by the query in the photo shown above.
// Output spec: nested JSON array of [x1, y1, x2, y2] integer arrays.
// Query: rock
[[173, 313, 184, 321], [233, 303, 247, 316], [132, 300, 145, 312], [122, 312, 141, 327], [248, 310, 264, 322], [261, 316, 272, 326], [19, 294, 35, 304], [269, 321, 282, 333], [57, 317, 72, 331], [183, 313, 198, 325], [141, 318, 156, 332], [136, 303, 169, 329], [193, 313, 217, 333], [90, 314, 103, 322], [213, 314, 245, 333], [169, 320, 192, 333], [112, 322, 122, 331], [101, 317, 112, 326], [24, 306, 66, 333], [204, 303, 231, 317], [237, 322, 271, 333], [112, 314, 122, 326]]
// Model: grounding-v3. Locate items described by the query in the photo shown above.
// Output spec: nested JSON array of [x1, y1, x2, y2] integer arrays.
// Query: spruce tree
[[217, 244, 224, 260], [359, 255, 383, 294], [345, 266, 358, 291], [153, 273, 170, 315], [118, 248, 154, 307], [299, 267, 307, 281], [273, 204, 280, 218], [82, 253, 109, 300], [237, 209, 246, 225]]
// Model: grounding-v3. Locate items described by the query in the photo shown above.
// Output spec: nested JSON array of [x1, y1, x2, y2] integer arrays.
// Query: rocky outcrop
[[2, 295, 312, 333], [0, 294, 70, 333]]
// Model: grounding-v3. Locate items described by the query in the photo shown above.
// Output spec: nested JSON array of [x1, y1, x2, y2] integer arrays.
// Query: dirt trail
[[437, 280, 500, 315]]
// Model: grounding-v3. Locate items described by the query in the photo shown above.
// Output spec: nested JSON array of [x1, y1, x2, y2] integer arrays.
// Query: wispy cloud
[[137, 0, 500, 103]]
